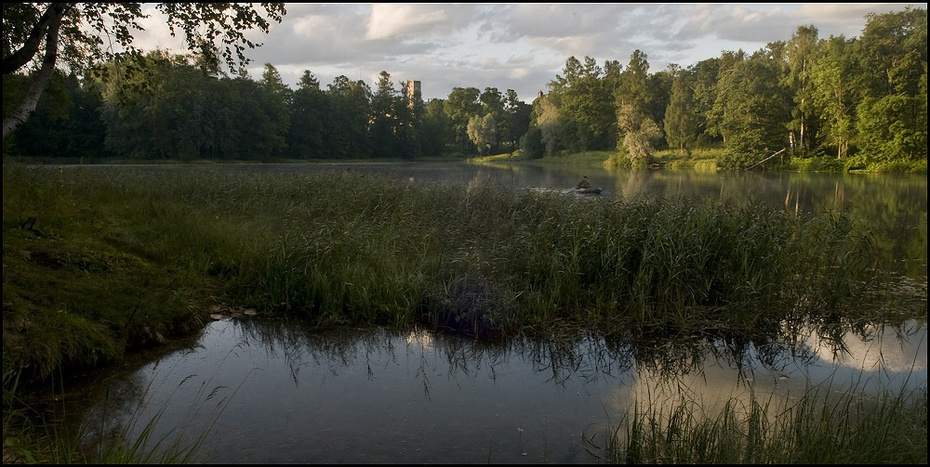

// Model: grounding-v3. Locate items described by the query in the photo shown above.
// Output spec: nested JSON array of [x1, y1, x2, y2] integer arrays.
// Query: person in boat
[[576, 176, 591, 189]]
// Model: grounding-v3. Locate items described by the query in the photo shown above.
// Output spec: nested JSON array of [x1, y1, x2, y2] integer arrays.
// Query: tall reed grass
[[3, 163, 903, 348], [585, 381, 927, 464]]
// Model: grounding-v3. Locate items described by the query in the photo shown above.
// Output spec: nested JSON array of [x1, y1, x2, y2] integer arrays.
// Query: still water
[[79, 319, 925, 463], [68, 161, 927, 463]]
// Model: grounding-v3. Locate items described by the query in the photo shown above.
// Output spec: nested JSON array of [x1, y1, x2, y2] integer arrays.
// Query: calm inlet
[[77, 319, 926, 463], [63, 162, 926, 463]]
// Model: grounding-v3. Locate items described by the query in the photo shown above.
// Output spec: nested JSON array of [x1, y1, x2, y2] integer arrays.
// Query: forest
[[2, 6, 926, 172]]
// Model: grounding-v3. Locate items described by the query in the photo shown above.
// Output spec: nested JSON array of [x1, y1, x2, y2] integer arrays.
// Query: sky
[[130, 3, 925, 103]]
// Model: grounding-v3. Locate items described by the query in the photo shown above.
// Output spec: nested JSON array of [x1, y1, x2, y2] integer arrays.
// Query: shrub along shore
[[3, 162, 925, 463]]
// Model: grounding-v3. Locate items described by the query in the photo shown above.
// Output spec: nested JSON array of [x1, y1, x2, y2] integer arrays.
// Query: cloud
[[366, 4, 463, 40]]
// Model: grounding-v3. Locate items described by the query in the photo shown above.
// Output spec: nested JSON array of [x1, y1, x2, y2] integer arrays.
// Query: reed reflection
[[72, 315, 925, 463]]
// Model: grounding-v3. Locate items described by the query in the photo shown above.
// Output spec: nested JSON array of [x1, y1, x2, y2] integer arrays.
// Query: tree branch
[[3, 4, 65, 140], [1, 3, 71, 75]]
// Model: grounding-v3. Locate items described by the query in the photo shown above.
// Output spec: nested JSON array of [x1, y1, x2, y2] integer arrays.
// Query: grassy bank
[[3, 162, 923, 462], [478, 147, 927, 174]]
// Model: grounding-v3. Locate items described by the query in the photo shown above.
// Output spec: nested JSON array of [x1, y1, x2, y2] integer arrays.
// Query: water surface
[[78, 317, 925, 463]]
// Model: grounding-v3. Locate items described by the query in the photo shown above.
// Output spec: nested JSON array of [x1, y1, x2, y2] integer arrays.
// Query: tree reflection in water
[[72, 315, 925, 463]]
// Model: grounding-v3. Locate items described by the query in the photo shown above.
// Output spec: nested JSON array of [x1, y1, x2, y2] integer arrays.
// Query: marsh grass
[[585, 379, 928, 464], [3, 163, 908, 365]]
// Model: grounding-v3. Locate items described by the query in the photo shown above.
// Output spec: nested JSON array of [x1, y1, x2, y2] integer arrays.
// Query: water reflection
[[76, 317, 926, 463]]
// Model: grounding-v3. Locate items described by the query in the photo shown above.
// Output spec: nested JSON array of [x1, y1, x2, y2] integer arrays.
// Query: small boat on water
[[570, 186, 603, 195], [526, 186, 606, 196]]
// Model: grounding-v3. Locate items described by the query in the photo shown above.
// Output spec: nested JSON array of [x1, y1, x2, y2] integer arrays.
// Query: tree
[[519, 126, 544, 159], [420, 98, 452, 157], [2, 3, 286, 140], [287, 70, 328, 159], [785, 26, 821, 155], [618, 103, 663, 168], [369, 71, 399, 158], [444, 87, 481, 153], [616, 50, 651, 113], [854, 7, 927, 163], [503, 89, 532, 150], [96, 50, 287, 161], [3, 70, 108, 159], [809, 36, 859, 159], [479, 87, 506, 152], [616, 50, 663, 165], [646, 69, 673, 145], [326, 75, 372, 159], [258, 63, 291, 158], [664, 65, 699, 156], [549, 56, 617, 152], [704, 50, 746, 143], [713, 54, 792, 169], [530, 93, 562, 156], [688, 57, 722, 145], [467, 113, 498, 156]]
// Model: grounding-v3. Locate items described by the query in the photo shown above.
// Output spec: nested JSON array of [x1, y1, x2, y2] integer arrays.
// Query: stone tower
[[405, 80, 421, 107]]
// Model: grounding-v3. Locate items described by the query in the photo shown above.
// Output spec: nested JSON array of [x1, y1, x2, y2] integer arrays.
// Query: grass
[[3, 162, 913, 369], [585, 381, 927, 464], [2, 161, 924, 462]]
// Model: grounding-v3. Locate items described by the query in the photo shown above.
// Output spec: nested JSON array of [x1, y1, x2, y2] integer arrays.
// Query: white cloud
[[366, 4, 452, 40]]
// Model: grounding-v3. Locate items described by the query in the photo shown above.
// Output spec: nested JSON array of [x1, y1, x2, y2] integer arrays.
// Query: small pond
[[71, 316, 926, 463]]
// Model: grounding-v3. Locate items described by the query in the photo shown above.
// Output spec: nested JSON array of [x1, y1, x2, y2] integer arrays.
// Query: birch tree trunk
[[2, 4, 67, 141]]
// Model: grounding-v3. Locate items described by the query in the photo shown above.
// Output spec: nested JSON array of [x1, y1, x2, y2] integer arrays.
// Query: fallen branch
[[745, 147, 787, 170]]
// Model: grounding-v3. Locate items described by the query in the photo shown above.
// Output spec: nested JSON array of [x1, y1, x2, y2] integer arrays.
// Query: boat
[[525, 186, 606, 196], [569, 186, 604, 195]]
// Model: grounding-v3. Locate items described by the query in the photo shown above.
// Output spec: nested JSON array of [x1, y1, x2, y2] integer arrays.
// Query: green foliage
[[856, 95, 927, 162], [549, 56, 619, 152], [444, 87, 482, 154], [3, 3, 287, 141], [420, 98, 453, 157], [617, 103, 663, 168], [531, 94, 562, 156], [519, 126, 545, 159], [713, 57, 792, 169], [503, 89, 533, 149], [287, 71, 328, 159], [3, 70, 109, 160], [466, 113, 498, 155], [788, 155, 846, 172], [663, 67, 699, 156]]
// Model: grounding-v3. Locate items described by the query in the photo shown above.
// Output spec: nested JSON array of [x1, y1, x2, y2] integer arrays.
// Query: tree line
[[531, 6, 926, 170], [3, 6, 925, 170]]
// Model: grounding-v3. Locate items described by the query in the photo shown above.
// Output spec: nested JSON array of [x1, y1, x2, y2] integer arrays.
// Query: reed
[[587, 382, 927, 464], [3, 163, 908, 354]]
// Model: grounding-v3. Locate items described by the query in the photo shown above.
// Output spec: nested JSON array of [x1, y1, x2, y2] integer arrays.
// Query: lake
[[62, 161, 927, 463]]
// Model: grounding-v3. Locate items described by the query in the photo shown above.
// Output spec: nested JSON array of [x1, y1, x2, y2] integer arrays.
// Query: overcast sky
[[131, 3, 924, 103]]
